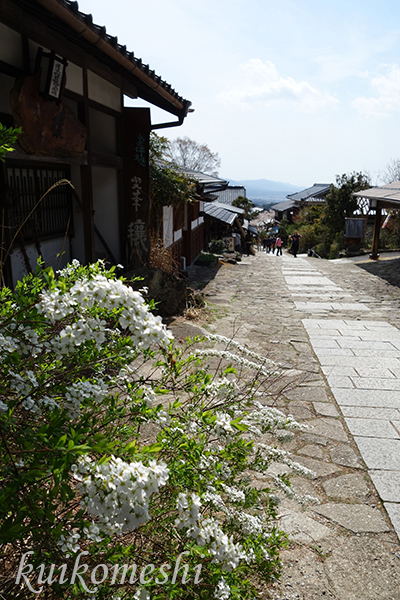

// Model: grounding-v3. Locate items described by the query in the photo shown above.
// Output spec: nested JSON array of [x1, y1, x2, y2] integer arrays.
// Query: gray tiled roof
[[38, 0, 191, 113], [353, 182, 400, 206], [271, 200, 297, 212], [287, 183, 332, 202], [203, 203, 238, 225], [214, 186, 247, 205]]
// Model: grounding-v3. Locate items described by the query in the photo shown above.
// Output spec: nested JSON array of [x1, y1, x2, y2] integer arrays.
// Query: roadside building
[[272, 183, 332, 223], [353, 182, 400, 259], [0, 0, 191, 285], [158, 168, 228, 268]]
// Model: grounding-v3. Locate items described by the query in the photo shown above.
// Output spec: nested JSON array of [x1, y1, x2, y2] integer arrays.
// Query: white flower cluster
[[72, 455, 169, 536], [206, 334, 276, 368], [9, 370, 38, 396], [194, 349, 280, 378], [56, 258, 80, 277], [214, 576, 231, 599], [58, 530, 81, 553], [0, 332, 19, 353], [36, 289, 76, 324], [140, 387, 157, 408], [83, 522, 103, 542], [36, 273, 173, 353], [203, 488, 227, 512], [220, 484, 245, 504], [232, 511, 264, 536], [243, 401, 307, 437], [257, 445, 315, 478], [0, 326, 42, 357], [175, 493, 248, 571], [204, 377, 237, 400], [213, 412, 234, 439], [65, 380, 109, 418], [272, 476, 319, 505]]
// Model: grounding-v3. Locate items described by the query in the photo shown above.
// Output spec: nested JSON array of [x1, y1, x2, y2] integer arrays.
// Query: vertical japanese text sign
[[122, 108, 151, 267]]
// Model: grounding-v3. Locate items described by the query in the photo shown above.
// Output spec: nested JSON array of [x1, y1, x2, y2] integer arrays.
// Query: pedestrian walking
[[270, 236, 276, 254], [245, 231, 252, 256], [275, 236, 283, 256], [290, 231, 301, 258]]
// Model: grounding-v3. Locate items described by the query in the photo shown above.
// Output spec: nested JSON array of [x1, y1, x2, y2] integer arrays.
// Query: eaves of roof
[[203, 203, 237, 225], [211, 201, 244, 215], [353, 183, 400, 208], [271, 200, 297, 211], [33, 0, 191, 117], [287, 183, 332, 202], [179, 167, 228, 187]]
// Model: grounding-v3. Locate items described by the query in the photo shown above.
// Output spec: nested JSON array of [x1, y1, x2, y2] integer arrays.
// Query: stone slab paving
[[303, 316, 400, 543], [183, 250, 400, 599]]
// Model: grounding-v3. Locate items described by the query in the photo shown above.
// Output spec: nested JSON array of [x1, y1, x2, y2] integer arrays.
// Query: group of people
[[260, 231, 301, 257], [245, 231, 302, 257]]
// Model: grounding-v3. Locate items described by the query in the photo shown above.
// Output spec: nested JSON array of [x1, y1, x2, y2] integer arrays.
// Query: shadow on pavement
[[186, 261, 223, 290], [355, 256, 400, 288]]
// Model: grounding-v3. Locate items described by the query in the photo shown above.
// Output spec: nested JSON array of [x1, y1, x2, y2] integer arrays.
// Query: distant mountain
[[224, 178, 302, 206]]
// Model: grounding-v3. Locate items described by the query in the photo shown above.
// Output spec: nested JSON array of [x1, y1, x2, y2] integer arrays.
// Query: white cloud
[[352, 64, 400, 117], [217, 59, 339, 112]]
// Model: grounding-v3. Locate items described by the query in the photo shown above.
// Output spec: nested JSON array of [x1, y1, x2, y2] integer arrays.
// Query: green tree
[[232, 195, 256, 219], [149, 132, 198, 208], [323, 172, 370, 234], [0, 123, 21, 161]]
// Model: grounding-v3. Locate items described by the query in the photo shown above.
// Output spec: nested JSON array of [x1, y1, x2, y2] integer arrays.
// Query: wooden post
[[370, 204, 382, 260], [81, 67, 95, 263]]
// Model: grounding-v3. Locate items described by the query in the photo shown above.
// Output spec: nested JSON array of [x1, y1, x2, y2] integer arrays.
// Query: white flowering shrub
[[0, 260, 311, 600]]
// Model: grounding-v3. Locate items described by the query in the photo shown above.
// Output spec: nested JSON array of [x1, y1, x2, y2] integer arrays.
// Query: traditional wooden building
[[0, 0, 191, 285], [160, 168, 228, 268], [353, 182, 400, 259], [272, 183, 332, 222]]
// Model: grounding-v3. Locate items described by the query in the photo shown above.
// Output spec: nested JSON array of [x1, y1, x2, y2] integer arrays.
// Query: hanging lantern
[[35, 48, 67, 101]]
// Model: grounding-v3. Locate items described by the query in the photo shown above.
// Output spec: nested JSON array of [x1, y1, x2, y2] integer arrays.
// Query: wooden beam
[[90, 152, 123, 169], [370, 204, 382, 260], [7, 145, 88, 166]]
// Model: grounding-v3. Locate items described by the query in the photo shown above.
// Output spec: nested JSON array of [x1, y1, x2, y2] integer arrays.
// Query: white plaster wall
[[190, 217, 204, 230], [0, 23, 23, 68], [65, 62, 83, 95], [28, 40, 49, 74], [163, 205, 173, 247], [89, 108, 117, 155], [88, 70, 121, 112], [69, 164, 86, 264], [10, 237, 71, 287], [174, 229, 182, 242], [92, 167, 120, 262]]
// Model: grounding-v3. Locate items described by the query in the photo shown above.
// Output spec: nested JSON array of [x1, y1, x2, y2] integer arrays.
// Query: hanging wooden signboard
[[122, 107, 151, 268]]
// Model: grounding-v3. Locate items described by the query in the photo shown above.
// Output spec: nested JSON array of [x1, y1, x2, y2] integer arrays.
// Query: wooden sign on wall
[[10, 75, 86, 157], [122, 107, 151, 268]]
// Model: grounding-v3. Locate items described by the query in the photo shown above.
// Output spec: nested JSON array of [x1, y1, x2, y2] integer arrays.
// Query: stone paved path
[[176, 249, 400, 600]]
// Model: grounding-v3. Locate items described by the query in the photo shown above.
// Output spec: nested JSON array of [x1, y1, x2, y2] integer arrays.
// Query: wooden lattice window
[[5, 164, 73, 244]]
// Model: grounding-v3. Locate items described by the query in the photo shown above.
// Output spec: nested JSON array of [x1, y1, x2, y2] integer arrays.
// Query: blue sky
[[76, 0, 400, 187]]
